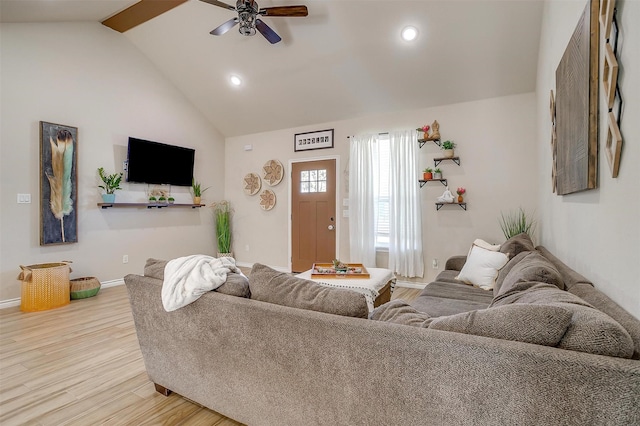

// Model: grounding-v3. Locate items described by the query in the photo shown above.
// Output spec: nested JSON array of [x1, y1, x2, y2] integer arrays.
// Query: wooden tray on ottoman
[[311, 263, 370, 279]]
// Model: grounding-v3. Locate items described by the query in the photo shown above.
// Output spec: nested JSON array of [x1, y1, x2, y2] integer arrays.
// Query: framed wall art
[[40, 121, 78, 245], [294, 129, 334, 152], [554, 0, 599, 195]]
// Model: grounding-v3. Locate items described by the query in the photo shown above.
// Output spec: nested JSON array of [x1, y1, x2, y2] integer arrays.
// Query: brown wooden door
[[291, 159, 336, 273]]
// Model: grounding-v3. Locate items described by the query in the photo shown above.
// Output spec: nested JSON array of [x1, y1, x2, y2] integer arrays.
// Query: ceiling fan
[[200, 0, 308, 44]]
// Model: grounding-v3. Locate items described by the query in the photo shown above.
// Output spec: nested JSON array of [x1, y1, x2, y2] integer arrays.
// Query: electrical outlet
[[123, 255, 129, 264], [17, 193, 31, 204], [432, 258, 438, 269]]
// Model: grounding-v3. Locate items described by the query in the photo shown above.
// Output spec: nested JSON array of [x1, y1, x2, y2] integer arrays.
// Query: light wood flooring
[[0, 283, 419, 425]]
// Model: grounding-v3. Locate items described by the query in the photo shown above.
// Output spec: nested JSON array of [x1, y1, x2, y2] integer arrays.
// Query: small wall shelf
[[98, 203, 205, 209], [433, 157, 461, 166], [418, 138, 441, 148], [435, 202, 467, 211], [418, 179, 447, 188]]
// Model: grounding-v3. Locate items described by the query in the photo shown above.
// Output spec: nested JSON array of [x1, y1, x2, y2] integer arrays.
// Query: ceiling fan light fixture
[[401, 26, 418, 42], [230, 75, 243, 86]]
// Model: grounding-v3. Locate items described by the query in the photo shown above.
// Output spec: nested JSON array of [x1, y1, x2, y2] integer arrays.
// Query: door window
[[300, 169, 327, 193]]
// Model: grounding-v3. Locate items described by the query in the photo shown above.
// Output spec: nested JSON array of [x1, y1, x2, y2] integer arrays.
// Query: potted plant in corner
[[441, 140, 456, 158], [191, 179, 209, 205], [211, 200, 233, 258], [98, 167, 123, 203], [433, 168, 443, 179], [423, 168, 433, 180]]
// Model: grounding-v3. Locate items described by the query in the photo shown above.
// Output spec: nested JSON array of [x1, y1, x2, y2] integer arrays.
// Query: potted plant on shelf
[[158, 196, 167, 204], [98, 167, 123, 203], [416, 124, 430, 140], [433, 168, 443, 179], [148, 196, 157, 203], [191, 179, 209, 205], [456, 187, 466, 203], [441, 140, 456, 158], [167, 196, 175, 204], [211, 200, 233, 257], [423, 168, 433, 180]]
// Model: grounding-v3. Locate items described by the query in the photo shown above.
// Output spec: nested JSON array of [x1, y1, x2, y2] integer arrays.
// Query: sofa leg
[[154, 383, 172, 396]]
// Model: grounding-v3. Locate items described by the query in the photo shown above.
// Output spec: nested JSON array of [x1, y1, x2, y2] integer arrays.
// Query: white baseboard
[[395, 280, 427, 290], [0, 278, 125, 310]]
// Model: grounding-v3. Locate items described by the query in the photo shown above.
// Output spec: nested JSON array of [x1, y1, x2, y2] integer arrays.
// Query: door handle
[[328, 225, 335, 231]]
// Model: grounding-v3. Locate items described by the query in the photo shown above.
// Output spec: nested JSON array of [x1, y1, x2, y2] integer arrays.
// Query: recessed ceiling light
[[230, 75, 242, 86], [401, 26, 418, 42]]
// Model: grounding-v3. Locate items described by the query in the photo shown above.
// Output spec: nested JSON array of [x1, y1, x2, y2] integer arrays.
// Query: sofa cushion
[[492, 282, 634, 358], [412, 280, 493, 317], [456, 244, 509, 290], [497, 252, 565, 297], [372, 300, 573, 347], [494, 250, 531, 296], [144, 258, 250, 298], [499, 232, 535, 259], [249, 263, 368, 318]]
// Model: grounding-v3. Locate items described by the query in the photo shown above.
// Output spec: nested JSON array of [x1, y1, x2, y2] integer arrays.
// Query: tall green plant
[[98, 167, 123, 194], [499, 208, 536, 240], [211, 200, 233, 253]]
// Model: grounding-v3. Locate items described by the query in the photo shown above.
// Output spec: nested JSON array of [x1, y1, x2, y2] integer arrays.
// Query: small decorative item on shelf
[[167, 197, 175, 204], [417, 124, 430, 140], [97, 167, 123, 203], [191, 179, 209, 205], [423, 168, 433, 180], [436, 186, 455, 203], [433, 168, 443, 179], [441, 140, 456, 158], [456, 187, 466, 203], [158, 196, 167, 204], [148, 196, 157, 203]]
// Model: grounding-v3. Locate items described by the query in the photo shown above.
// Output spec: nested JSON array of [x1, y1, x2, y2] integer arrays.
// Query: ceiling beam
[[102, 0, 189, 33]]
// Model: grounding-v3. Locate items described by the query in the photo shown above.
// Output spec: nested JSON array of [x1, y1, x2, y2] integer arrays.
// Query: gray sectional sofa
[[124, 234, 640, 425]]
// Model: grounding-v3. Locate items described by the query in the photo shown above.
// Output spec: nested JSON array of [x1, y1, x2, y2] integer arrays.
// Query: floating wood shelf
[[97, 203, 205, 209], [433, 157, 461, 166], [435, 202, 467, 211], [418, 178, 447, 188], [418, 138, 441, 148]]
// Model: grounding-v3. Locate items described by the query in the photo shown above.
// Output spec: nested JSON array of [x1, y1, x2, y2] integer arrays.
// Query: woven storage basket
[[70, 277, 101, 300], [19, 262, 71, 312]]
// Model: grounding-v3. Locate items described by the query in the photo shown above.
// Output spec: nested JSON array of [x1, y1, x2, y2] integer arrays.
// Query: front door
[[291, 159, 336, 273]]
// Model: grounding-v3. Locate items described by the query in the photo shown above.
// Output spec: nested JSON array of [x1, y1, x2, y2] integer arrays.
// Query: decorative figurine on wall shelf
[[456, 187, 466, 203], [437, 186, 455, 203], [426, 120, 440, 141]]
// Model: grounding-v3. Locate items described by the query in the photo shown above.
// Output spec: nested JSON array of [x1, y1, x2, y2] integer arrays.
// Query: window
[[375, 135, 390, 248], [300, 169, 327, 193]]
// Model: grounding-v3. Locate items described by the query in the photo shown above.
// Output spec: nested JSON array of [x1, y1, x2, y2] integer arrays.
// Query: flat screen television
[[126, 137, 195, 186]]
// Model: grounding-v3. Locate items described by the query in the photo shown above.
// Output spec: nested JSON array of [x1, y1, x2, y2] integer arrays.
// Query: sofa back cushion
[[371, 300, 572, 347], [492, 282, 634, 358], [499, 232, 535, 259], [496, 252, 565, 297], [144, 258, 250, 298], [249, 263, 369, 318]]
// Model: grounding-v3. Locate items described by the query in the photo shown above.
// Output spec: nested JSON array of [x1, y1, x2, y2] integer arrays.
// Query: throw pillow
[[497, 252, 565, 297], [249, 263, 369, 318], [456, 244, 509, 290], [499, 232, 535, 259], [429, 304, 573, 347]]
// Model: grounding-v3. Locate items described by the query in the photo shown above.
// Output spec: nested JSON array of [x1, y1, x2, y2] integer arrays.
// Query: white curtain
[[388, 130, 424, 277], [348, 134, 378, 267]]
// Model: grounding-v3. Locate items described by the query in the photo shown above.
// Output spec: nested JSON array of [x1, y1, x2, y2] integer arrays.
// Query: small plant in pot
[[167, 196, 175, 204], [148, 196, 157, 203], [98, 167, 123, 203], [191, 179, 209, 205], [433, 168, 443, 179], [158, 196, 167, 204], [423, 168, 433, 180], [441, 140, 456, 158]]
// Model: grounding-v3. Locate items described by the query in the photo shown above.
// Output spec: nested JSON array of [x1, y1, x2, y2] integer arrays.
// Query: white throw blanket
[[161, 255, 240, 312]]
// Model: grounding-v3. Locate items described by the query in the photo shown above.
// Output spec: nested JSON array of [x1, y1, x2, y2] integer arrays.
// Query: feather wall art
[[40, 122, 78, 245]]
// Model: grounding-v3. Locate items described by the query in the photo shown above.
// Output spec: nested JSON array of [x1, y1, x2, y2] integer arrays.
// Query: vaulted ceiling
[[1, 0, 543, 137]]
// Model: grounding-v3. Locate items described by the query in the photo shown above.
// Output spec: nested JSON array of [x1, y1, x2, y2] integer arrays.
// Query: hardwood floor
[[0, 283, 420, 425]]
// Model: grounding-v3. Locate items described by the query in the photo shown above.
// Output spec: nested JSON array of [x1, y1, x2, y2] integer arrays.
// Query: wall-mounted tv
[[126, 137, 195, 186]]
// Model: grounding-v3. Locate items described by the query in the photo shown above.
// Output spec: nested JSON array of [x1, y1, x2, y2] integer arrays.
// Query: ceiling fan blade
[[255, 19, 282, 44], [102, 0, 188, 33], [211, 17, 239, 35], [199, 0, 236, 11], [259, 5, 308, 17]]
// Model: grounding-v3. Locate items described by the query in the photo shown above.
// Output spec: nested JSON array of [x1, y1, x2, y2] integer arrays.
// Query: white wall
[[536, 0, 639, 318], [226, 93, 538, 281], [0, 23, 225, 302]]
